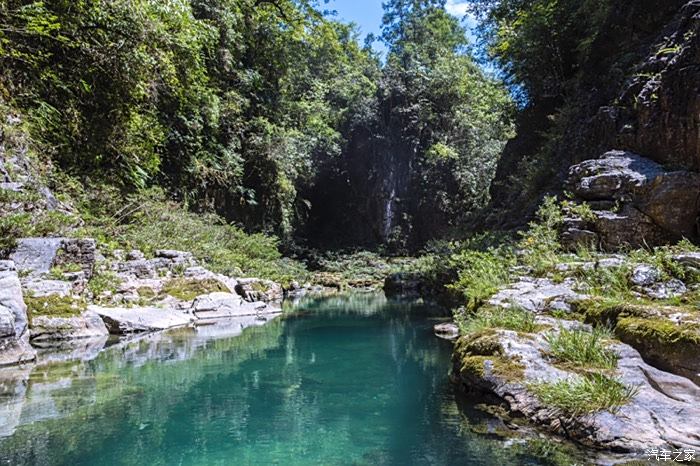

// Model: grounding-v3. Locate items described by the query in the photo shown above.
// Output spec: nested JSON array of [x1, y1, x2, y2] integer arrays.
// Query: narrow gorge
[[0, 0, 699, 464]]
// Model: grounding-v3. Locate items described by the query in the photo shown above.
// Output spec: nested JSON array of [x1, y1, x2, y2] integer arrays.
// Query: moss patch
[[456, 332, 525, 383], [160, 278, 227, 301], [26, 295, 87, 318], [617, 316, 700, 347]]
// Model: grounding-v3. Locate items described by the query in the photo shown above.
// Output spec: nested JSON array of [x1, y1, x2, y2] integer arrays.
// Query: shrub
[[518, 196, 564, 275], [447, 249, 514, 310]]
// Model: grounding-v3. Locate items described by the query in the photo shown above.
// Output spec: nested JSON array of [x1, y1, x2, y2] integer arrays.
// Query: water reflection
[[0, 294, 558, 466]]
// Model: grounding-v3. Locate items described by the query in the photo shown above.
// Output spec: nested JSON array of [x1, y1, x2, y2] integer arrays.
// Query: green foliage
[[448, 249, 514, 310], [161, 278, 228, 301], [530, 373, 638, 416], [545, 327, 618, 370], [518, 196, 564, 273], [458, 306, 538, 334], [25, 294, 87, 319], [88, 270, 121, 299], [64, 185, 308, 286]]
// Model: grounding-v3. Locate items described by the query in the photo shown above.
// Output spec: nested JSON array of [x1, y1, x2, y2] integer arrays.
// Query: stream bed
[[0, 294, 571, 465]]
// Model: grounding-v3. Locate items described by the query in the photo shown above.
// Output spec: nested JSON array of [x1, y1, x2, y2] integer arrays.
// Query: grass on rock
[[25, 295, 87, 318], [459, 306, 538, 334], [545, 327, 618, 370], [160, 278, 228, 301], [530, 373, 638, 416]]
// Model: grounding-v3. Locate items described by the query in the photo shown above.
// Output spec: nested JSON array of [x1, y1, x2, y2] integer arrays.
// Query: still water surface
[[0, 294, 554, 465]]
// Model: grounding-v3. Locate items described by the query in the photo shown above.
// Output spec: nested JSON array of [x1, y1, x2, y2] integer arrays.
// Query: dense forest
[[0, 0, 513, 251]]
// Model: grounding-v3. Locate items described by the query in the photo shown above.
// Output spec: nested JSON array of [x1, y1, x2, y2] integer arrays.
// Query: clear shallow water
[[0, 294, 553, 466]]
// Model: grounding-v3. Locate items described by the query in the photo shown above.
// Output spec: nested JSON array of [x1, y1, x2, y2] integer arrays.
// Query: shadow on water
[[0, 294, 586, 466]]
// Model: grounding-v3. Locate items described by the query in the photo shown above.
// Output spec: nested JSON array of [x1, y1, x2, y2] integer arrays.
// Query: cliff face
[[487, 0, 700, 239]]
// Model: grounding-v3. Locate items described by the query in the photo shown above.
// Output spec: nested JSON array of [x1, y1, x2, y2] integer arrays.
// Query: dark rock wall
[[487, 0, 699, 231]]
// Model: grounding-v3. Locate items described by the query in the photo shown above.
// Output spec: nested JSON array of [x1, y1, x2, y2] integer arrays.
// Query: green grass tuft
[[545, 327, 618, 370], [530, 373, 638, 416], [459, 306, 538, 334]]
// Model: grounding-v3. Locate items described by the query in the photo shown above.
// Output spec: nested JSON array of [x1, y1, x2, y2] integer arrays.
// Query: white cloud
[[445, 0, 469, 17]]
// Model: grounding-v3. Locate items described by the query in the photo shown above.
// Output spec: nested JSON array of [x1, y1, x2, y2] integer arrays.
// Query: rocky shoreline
[[0, 236, 308, 369], [398, 252, 700, 459]]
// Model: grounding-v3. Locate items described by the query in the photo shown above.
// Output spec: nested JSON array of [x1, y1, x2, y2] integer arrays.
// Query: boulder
[[673, 252, 700, 269], [560, 228, 599, 250], [434, 322, 459, 341], [183, 266, 237, 293], [567, 151, 665, 201], [9, 238, 63, 276], [155, 249, 193, 261], [190, 292, 276, 320], [22, 279, 72, 298], [114, 259, 157, 279], [126, 250, 145, 261], [30, 311, 108, 342], [635, 171, 700, 240], [235, 278, 283, 303], [644, 279, 687, 300], [53, 238, 97, 278], [630, 264, 661, 287], [593, 206, 671, 249], [0, 261, 28, 336], [0, 307, 15, 338], [566, 152, 700, 246], [90, 305, 193, 334]]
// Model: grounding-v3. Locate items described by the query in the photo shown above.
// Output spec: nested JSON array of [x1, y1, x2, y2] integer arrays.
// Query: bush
[[73, 187, 309, 286], [447, 249, 514, 310]]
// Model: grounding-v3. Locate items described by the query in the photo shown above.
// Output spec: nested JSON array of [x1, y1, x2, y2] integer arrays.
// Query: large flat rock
[[191, 292, 279, 320], [30, 311, 108, 342], [90, 305, 194, 334]]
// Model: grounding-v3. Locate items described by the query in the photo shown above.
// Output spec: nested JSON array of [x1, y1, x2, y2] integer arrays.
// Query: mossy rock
[[26, 295, 87, 318], [136, 286, 157, 299], [456, 329, 502, 356], [160, 278, 227, 301], [454, 331, 524, 383], [616, 316, 700, 384]]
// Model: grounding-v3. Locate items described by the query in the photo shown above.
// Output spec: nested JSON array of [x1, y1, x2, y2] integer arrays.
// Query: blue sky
[[326, 0, 476, 55]]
